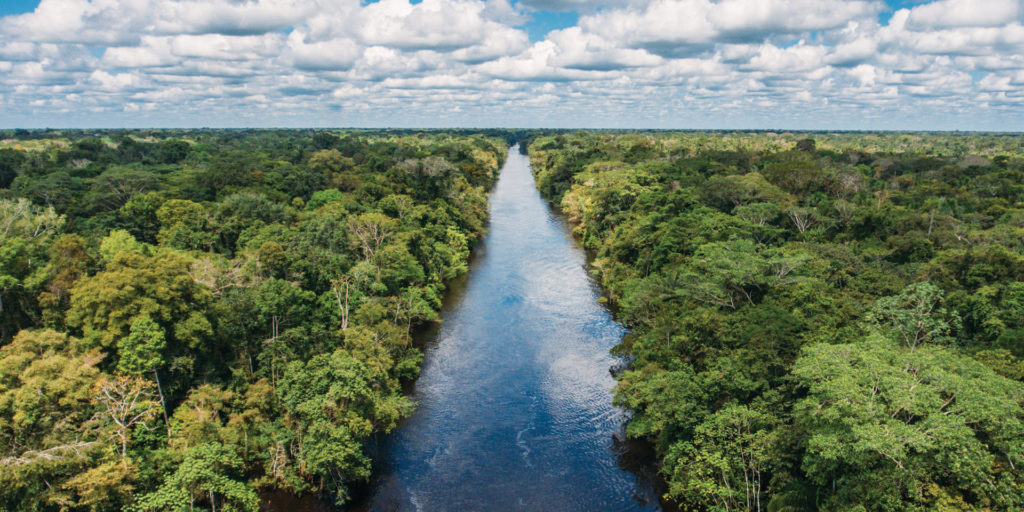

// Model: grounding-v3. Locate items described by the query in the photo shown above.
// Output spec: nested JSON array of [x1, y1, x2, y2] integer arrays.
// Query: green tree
[[135, 443, 258, 512], [156, 199, 210, 251], [868, 282, 961, 351], [32, 233, 92, 330], [0, 198, 64, 338], [100, 229, 146, 262], [664, 403, 780, 512], [792, 336, 1024, 510], [0, 330, 105, 510], [85, 166, 161, 212], [118, 314, 171, 434], [92, 374, 159, 466], [278, 348, 412, 504], [67, 249, 214, 395], [347, 212, 396, 264]]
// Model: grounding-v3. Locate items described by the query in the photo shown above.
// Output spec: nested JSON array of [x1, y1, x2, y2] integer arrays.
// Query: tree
[[0, 148, 24, 189], [675, 240, 807, 310], [419, 226, 470, 283], [792, 336, 1024, 510], [278, 348, 412, 504], [32, 233, 92, 329], [526, 131, 1024, 512], [118, 314, 171, 433], [308, 148, 346, 175], [868, 282, 961, 351], [785, 206, 819, 234], [252, 279, 316, 384], [795, 138, 816, 152], [331, 275, 352, 331], [0, 198, 64, 338], [0, 330, 104, 510], [213, 193, 291, 253], [706, 172, 790, 208], [664, 404, 780, 512], [195, 150, 258, 200], [168, 385, 234, 451], [306, 189, 346, 210], [100, 228, 146, 261], [0, 130, 513, 509], [0, 199, 64, 242], [85, 166, 161, 212], [120, 191, 167, 243], [733, 202, 781, 243], [347, 212, 396, 263], [93, 374, 159, 466], [156, 199, 210, 251], [379, 194, 415, 221], [67, 249, 213, 353], [135, 443, 259, 512]]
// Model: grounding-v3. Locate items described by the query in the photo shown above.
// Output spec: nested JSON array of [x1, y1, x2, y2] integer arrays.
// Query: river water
[[352, 145, 662, 511]]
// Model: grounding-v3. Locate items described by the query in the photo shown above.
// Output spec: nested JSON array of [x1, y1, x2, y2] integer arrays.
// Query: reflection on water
[[351, 145, 662, 511]]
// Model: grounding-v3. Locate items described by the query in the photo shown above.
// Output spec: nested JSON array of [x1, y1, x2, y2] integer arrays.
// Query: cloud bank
[[0, 0, 1022, 129]]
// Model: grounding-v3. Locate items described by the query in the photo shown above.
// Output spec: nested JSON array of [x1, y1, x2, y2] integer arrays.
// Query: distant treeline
[[529, 131, 1024, 511], [0, 129, 506, 511]]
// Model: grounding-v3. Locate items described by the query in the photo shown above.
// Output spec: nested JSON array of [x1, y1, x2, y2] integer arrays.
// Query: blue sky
[[0, 1, 38, 16], [0, 0, 1022, 129]]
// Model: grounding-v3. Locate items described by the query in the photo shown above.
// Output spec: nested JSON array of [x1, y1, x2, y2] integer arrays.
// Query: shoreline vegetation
[[527, 131, 1024, 511], [0, 129, 506, 511]]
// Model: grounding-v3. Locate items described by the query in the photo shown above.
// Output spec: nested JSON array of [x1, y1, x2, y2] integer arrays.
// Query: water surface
[[355, 145, 662, 511]]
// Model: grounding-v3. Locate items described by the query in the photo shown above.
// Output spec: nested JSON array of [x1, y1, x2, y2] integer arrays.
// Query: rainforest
[[1, 129, 1023, 512], [0, 129, 508, 510]]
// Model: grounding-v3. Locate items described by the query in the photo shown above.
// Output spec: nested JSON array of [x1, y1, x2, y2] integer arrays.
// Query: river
[[350, 145, 663, 511]]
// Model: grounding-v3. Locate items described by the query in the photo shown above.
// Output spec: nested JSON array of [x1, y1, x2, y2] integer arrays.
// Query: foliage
[[0, 129, 505, 511], [529, 131, 1024, 511], [134, 443, 258, 512], [792, 336, 1024, 510]]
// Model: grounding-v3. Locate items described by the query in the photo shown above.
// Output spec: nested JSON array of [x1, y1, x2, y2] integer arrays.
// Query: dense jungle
[[2, 129, 1023, 511], [529, 131, 1024, 511], [0, 129, 506, 510]]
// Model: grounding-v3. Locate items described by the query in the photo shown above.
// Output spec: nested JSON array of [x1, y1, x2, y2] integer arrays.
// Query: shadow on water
[[271, 145, 672, 512]]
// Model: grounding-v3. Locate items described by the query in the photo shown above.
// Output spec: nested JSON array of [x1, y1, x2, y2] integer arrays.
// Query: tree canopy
[[0, 129, 506, 511], [529, 131, 1024, 511]]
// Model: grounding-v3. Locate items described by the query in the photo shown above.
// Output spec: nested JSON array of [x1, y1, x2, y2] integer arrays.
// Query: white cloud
[[906, 0, 1022, 29], [517, 0, 638, 13], [744, 43, 829, 73], [898, 24, 1024, 55], [0, 0, 151, 45], [709, 0, 882, 39], [544, 27, 663, 71], [577, 0, 881, 54], [152, 0, 315, 36], [0, 41, 38, 61], [357, 0, 523, 50], [478, 40, 604, 81], [102, 38, 178, 68], [451, 27, 530, 63], [0, 0, 1022, 129], [90, 69, 147, 91], [827, 37, 879, 66], [285, 33, 362, 71], [170, 34, 283, 61]]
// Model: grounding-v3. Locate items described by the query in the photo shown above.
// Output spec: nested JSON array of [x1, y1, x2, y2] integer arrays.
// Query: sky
[[0, 0, 1022, 130]]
